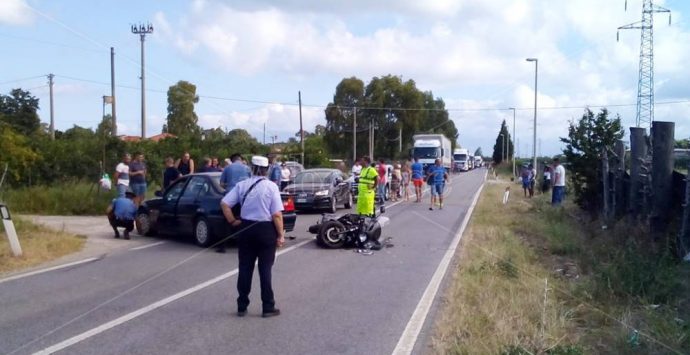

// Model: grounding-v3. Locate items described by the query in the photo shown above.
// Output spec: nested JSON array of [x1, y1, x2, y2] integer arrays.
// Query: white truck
[[453, 148, 470, 172], [474, 156, 483, 168], [412, 134, 452, 171]]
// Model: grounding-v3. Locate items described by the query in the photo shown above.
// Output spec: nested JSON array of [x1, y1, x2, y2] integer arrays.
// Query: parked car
[[283, 169, 352, 213], [135, 172, 297, 247]]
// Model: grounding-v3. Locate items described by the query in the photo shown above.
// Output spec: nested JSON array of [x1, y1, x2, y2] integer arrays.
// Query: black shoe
[[262, 309, 281, 318], [124, 231, 130, 240], [114, 232, 120, 239], [429, 207, 433, 211], [237, 309, 247, 317]]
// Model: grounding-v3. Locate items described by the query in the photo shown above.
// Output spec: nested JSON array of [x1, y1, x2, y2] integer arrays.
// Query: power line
[[0, 75, 46, 85]]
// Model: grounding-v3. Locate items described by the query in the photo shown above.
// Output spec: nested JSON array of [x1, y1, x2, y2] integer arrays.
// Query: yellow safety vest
[[358, 167, 378, 194]]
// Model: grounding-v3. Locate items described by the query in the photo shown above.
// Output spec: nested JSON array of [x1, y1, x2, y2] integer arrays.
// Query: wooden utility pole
[[650, 121, 675, 235], [48, 73, 55, 140], [110, 47, 117, 136], [629, 127, 648, 216], [299, 91, 304, 165]]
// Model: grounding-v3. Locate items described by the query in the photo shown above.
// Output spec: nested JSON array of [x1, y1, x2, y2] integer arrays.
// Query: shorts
[[116, 184, 129, 197], [522, 179, 530, 189], [413, 178, 423, 187], [432, 183, 445, 196], [131, 182, 147, 197]]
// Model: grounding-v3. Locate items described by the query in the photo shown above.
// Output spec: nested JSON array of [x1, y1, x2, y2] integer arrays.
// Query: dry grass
[[0, 217, 86, 274], [430, 182, 581, 354]]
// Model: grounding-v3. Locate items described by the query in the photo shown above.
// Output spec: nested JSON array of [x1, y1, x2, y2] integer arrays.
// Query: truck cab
[[453, 148, 470, 172]]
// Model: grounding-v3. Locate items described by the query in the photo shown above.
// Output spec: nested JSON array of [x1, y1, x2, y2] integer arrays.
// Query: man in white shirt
[[351, 159, 362, 177], [114, 153, 131, 197], [552, 157, 566, 205]]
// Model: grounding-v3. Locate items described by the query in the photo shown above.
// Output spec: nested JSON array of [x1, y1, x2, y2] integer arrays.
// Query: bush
[[0, 181, 117, 215]]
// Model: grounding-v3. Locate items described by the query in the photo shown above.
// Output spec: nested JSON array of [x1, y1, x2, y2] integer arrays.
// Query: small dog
[[502, 186, 510, 205]]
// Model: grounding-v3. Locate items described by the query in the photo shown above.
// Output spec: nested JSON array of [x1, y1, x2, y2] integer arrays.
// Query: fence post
[[629, 127, 647, 217], [0, 203, 22, 257], [679, 159, 690, 259], [614, 140, 626, 217], [650, 121, 675, 236], [602, 149, 610, 223]]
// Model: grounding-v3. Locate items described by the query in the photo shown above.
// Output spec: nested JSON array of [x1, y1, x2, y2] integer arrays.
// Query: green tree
[[164, 80, 201, 138], [324, 77, 365, 159], [0, 88, 41, 136], [560, 108, 624, 212], [0, 125, 39, 185], [474, 147, 483, 157], [491, 120, 513, 165], [96, 114, 115, 138]]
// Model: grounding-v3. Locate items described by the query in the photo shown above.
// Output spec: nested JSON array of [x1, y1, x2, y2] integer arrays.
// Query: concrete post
[[614, 140, 626, 217], [602, 150, 610, 222], [0, 204, 22, 256], [629, 127, 648, 216], [679, 158, 690, 258], [650, 121, 675, 235]]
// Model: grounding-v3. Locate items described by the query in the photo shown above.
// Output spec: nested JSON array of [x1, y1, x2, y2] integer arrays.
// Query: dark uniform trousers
[[108, 213, 134, 233], [236, 220, 278, 312]]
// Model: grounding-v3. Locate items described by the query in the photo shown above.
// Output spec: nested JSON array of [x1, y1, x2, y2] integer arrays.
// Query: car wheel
[[193, 217, 213, 248], [316, 220, 346, 249], [344, 193, 352, 209], [135, 212, 155, 236], [384, 185, 390, 201], [329, 196, 337, 213]]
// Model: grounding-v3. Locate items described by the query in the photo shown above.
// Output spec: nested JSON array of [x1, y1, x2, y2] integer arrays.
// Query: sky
[[1, 0, 690, 157]]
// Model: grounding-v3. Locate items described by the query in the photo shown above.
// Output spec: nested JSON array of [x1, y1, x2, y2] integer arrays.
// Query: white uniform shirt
[[116, 162, 129, 186], [221, 177, 283, 222], [281, 167, 291, 182], [352, 164, 362, 176], [554, 165, 566, 186]]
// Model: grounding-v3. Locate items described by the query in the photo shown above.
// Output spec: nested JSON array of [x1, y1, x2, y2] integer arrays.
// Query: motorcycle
[[308, 204, 389, 250]]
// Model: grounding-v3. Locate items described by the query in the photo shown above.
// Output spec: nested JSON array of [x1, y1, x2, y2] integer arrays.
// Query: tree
[[560, 108, 624, 212], [96, 114, 115, 137], [474, 147, 483, 157], [491, 120, 513, 164], [0, 88, 41, 136], [0, 125, 39, 184], [164, 80, 201, 138], [324, 77, 365, 159]]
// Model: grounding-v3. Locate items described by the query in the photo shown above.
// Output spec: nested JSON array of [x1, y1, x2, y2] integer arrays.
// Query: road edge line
[[31, 238, 312, 355], [129, 241, 166, 251], [391, 170, 487, 355], [0, 257, 100, 285]]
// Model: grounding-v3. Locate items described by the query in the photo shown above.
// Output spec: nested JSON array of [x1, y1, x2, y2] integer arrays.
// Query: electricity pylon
[[617, 0, 671, 129]]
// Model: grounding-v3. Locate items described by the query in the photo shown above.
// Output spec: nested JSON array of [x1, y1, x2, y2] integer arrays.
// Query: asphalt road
[[0, 168, 486, 355]]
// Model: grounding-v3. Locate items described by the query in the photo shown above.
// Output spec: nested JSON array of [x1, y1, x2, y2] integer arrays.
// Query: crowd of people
[[351, 155, 450, 213], [517, 157, 566, 205]]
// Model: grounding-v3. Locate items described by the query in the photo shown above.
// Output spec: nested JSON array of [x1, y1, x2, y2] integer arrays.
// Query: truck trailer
[[412, 134, 452, 171]]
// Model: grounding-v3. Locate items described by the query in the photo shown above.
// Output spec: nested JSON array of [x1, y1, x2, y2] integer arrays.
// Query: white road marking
[[129, 241, 166, 251], [392, 170, 487, 355], [31, 238, 312, 355], [0, 257, 100, 285]]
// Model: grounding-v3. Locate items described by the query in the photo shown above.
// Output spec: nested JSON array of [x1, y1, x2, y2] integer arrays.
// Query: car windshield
[[454, 154, 468, 161], [294, 171, 331, 184], [414, 147, 440, 159]]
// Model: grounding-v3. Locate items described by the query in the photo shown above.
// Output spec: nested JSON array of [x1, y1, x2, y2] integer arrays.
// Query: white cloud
[[0, 0, 33, 25]]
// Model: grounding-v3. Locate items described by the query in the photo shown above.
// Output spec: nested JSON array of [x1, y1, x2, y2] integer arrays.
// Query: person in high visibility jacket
[[356, 156, 379, 216]]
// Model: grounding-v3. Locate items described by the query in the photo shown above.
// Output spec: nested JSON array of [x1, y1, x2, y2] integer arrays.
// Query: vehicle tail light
[[283, 197, 295, 212]]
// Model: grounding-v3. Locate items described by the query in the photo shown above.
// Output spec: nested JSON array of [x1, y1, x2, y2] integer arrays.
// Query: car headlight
[[314, 190, 329, 196]]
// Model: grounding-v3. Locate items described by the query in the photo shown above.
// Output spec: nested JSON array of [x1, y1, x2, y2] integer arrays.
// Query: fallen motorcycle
[[308, 205, 389, 250]]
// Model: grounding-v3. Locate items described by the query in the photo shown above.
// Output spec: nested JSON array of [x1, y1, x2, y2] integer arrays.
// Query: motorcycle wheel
[[316, 220, 346, 249]]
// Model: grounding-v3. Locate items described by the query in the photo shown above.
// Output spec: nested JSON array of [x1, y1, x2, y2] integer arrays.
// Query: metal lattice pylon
[[617, 0, 671, 128]]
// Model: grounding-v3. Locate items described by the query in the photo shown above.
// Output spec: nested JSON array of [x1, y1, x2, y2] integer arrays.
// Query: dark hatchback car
[[283, 169, 352, 213], [135, 173, 296, 247]]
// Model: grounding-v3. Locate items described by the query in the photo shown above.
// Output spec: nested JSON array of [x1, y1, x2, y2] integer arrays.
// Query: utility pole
[[263, 122, 266, 145], [110, 47, 117, 136], [352, 107, 357, 163], [299, 91, 304, 165], [617, 0, 671, 129], [131, 23, 153, 139], [509, 108, 516, 177], [399, 126, 402, 153], [369, 119, 374, 160], [47, 73, 55, 140], [526, 58, 538, 172]]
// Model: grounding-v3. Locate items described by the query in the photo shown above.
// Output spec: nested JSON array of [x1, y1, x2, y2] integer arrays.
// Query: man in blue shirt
[[106, 191, 137, 239], [411, 157, 424, 203], [220, 153, 252, 191], [268, 156, 282, 186], [427, 159, 449, 210]]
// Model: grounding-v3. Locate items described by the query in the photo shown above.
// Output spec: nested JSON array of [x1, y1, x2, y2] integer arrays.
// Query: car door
[[158, 178, 187, 234], [332, 172, 346, 203], [176, 176, 208, 234]]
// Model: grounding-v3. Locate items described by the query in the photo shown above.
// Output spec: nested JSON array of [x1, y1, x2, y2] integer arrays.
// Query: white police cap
[[251, 155, 269, 167]]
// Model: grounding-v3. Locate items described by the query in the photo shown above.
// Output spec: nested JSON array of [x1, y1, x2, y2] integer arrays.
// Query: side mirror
[[154, 190, 163, 197], [380, 205, 386, 214]]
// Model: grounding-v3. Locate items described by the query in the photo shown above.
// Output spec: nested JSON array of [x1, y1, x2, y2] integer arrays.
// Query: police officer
[[220, 156, 285, 318], [356, 156, 379, 216]]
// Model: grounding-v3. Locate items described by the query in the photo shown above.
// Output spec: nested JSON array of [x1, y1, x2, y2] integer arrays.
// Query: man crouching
[[106, 191, 137, 240]]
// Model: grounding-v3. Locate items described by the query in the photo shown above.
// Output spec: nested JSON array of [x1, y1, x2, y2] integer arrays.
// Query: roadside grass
[[431, 177, 690, 354], [0, 217, 86, 274], [0, 181, 157, 215]]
